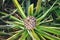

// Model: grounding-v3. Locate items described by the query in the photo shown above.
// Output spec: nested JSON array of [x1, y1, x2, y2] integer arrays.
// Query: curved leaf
[[28, 4, 34, 16], [34, 0, 42, 16], [12, 0, 26, 18], [0, 12, 23, 23], [7, 30, 24, 40], [37, 0, 58, 21], [28, 29, 40, 40], [36, 26, 60, 35], [19, 30, 28, 40], [35, 28, 60, 40]]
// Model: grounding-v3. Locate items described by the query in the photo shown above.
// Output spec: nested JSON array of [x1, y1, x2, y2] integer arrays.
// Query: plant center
[[24, 16, 36, 30]]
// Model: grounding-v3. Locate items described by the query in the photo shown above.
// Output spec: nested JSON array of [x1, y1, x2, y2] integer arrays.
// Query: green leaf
[[0, 12, 8, 16], [35, 29, 60, 40], [12, 0, 26, 18], [10, 16, 23, 23], [40, 35, 46, 40], [6, 21, 24, 29], [26, 35, 31, 40], [36, 26, 60, 35], [6, 21, 24, 26], [55, 7, 60, 16], [50, 6, 59, 12], [34, 0, 42, 16], [28, 29, 40, 40], [25, 0, 30, 16], [0, 12, 23, 23], [7, 30, 24, 40], [0, 25, 12, 29], [28, 4, 34, 16], [51, 23, 60, 27], [0, 31, 13, 36], [19, 30, 28, 40], [56, 17, 60, 21], [37, 0, 58, 22], [35, 30, 46, 40], [44, 26, 60, 29]]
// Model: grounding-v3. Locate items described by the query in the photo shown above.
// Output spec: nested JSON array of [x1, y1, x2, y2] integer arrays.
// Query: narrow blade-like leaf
[[28, 4, 34, 16], [28, 29, 40, 40], [37, 0, 58, 21], [12, 0, 26, 18], [19, 30, 28, 40], [34, 0, 41, 16], [7, 30, 23, 40], [35, 28, 60, 40], [36, 26, 60, 35]]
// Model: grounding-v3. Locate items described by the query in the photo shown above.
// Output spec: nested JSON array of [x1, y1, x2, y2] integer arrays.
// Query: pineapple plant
[[0, 0, 60, 40]]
